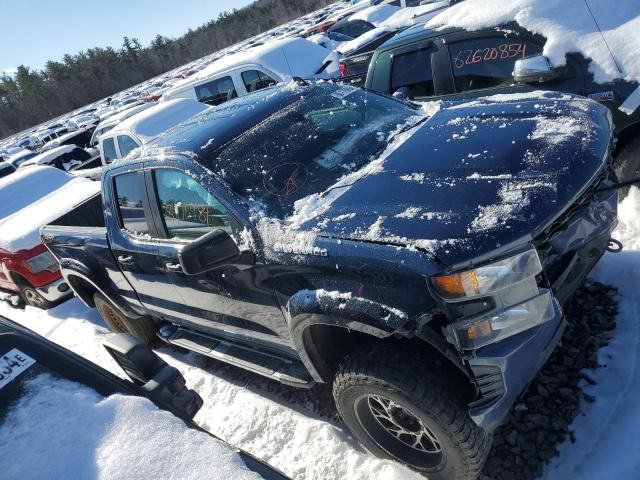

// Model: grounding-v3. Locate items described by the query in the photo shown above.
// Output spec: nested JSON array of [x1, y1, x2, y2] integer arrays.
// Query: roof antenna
[[583, 0, 623, 74]]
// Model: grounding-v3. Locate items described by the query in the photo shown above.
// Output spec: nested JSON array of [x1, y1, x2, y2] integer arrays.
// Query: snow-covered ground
[[1, 188, 640, 479], [1, 375, 264, 480], [0, 290, 421, 480]]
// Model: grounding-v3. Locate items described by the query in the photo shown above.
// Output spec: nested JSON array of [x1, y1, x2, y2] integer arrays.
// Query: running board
[[162, 327, 314, 388]]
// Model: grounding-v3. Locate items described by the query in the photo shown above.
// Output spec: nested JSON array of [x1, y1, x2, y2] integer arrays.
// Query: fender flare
[[59, 259, 143, 320], [287, 289, 411, 383]]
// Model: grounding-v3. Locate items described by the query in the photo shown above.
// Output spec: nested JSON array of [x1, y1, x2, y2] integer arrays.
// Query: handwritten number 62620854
[[453, 43, 528, 69]]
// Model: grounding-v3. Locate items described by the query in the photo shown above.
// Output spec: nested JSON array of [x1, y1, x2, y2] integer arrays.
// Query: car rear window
[[113, 172, 150, 235]]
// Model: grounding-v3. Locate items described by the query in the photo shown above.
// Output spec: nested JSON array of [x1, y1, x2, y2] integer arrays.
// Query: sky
[[0, 0, 255, 74]]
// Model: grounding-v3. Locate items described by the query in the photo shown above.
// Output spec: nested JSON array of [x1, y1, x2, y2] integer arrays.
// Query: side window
[[102, 137, 117, 164], [113, 172, 150, 235], [117, 135, 139, 158], [194, 76, 238, 106], [391, 47, 435, 98], [449, 37, 543, 92], [153, 169, 232, 241], [241, 70, 277, 93]]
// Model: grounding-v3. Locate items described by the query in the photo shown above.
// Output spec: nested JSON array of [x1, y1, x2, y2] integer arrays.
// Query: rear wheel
[[93, 292, 156, 345], [333, 344, 491, 480]]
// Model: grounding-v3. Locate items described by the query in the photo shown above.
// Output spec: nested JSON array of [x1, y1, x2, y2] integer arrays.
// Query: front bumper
[[465, 296, 565, 430], [36, 277, 72, 303], [464, 171, 618, 430]]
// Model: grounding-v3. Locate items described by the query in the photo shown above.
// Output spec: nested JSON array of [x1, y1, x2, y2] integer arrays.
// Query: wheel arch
[[60, 267, 142, 319]]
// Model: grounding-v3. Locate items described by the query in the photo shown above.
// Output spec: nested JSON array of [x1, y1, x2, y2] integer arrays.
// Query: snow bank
[[427, 0, 640, 84], [0, 166, 100, 252], [0, 374, 262, 480]]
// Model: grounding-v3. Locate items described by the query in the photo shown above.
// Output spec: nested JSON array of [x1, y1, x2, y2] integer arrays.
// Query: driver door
[[144, 166, 296, 358]]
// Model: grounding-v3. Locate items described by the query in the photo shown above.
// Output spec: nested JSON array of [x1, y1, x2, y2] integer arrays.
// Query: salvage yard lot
[[2, 189, 640, 480], [2, 0, 640, 479]]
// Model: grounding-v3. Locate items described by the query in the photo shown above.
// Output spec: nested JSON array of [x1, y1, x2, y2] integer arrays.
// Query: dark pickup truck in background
[[41, 83, 618, 480], [343, 22, 640, 181]]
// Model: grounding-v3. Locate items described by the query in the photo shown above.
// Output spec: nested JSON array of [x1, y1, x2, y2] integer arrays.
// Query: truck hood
[[299, 93, 612, 266]]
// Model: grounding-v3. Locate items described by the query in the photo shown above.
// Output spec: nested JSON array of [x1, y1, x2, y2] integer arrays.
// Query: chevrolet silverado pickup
[[41, 82, 618, 480]]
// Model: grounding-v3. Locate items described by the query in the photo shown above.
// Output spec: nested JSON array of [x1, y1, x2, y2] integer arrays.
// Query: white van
[[161, 37, 339, 106], [98, 98, 210, 165]]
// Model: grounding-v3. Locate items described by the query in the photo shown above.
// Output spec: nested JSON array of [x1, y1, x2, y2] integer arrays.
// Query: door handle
[[118, 255, 134, 264], [165, 262, 182, 272]]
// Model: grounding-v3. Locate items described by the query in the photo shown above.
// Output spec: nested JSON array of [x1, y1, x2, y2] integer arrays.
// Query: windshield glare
[[209, 85, 415, 218]]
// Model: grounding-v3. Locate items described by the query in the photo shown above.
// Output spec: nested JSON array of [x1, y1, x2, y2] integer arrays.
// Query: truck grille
[[534, 167, 610, 247]]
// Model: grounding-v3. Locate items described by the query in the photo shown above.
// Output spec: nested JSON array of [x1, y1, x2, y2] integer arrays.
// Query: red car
[[0, 243, 70, 308], [0, 166, 99, 308]]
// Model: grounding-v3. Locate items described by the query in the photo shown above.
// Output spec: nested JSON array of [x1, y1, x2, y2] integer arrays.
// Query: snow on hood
[[0, 166, 100, 252], [427, 0, 640, 84], [112, 99, 211, 144], [0, 374, 262, 480]]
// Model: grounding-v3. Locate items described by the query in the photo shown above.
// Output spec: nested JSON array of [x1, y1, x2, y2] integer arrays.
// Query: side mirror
[[513, 55, 563, 83], [393, 87, 411, 100], [179, 229, 240, 276], [103, 333, 203, 421]]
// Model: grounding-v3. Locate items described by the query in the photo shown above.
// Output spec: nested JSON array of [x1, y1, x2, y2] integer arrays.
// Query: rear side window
[[117, 135, 139, 158], [102, 137, 117, 164], [194, 76, 238, 106], [391, 47, 435, 98], [449, 37, 543, 92], [113, 172, 150, 235], [241, 70, 276, 93]]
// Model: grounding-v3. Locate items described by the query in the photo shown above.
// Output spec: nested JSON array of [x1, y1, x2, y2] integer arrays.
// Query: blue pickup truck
[[41, 82, 618, 480]]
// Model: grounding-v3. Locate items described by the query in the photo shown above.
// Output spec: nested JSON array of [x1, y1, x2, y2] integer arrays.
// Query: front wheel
[[332, 344, 491, 480], [20, 284, 54, 309]]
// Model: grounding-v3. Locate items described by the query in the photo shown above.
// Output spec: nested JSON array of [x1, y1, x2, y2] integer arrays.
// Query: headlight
[[447, 291, 556, 350], [25, 251, 58, 274], [431, 248, 542, 300]]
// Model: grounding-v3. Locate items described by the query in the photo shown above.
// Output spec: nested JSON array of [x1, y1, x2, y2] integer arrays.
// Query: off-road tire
[[333, 344, 492, 480], [93, 292, 156, 345], [19, 284, 54, 310]]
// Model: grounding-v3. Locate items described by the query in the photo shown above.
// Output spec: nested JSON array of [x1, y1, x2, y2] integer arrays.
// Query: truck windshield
[[210, 84, 417, 218]]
